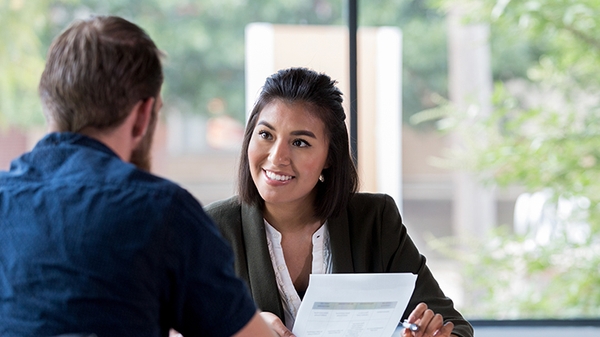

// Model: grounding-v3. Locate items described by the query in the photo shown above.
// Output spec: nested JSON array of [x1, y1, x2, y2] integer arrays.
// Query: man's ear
[[131, 97, 155, 141]]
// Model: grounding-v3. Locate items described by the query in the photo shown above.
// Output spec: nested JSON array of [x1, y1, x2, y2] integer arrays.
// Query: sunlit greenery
[[0, 0, 347, 127], [2, 0, 519, 128], [422, 0, 600, 318], [0, 0, 52, 127]]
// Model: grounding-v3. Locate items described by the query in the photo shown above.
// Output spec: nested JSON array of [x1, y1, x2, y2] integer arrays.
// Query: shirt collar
[[37, 132, 119, 158]]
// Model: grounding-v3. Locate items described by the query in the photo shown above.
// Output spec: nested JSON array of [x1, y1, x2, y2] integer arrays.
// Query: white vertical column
[[448, 8, 496, 237], [375, 27, 403, 210], [245, 23, 275, 120]]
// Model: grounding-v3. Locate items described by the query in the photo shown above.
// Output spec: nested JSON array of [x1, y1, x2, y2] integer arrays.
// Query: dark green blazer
[[205, 193, 473, 337]]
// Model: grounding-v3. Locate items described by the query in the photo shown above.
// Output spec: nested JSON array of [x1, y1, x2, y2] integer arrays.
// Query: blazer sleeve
[[380, 194, 473, 337], [345, 194, 473, 337]]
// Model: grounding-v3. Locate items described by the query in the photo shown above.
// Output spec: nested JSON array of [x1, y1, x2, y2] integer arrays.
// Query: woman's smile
[[263, 169, 294, 183]]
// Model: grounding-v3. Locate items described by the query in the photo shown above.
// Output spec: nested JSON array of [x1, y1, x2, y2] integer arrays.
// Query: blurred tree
[[0, 0, 545, 127], [361, 0, 543, 123], [361, 0, 449, 122], [0, 0, 53, 127], [421, 0, 600, 318], [0, 0, 346, 127]]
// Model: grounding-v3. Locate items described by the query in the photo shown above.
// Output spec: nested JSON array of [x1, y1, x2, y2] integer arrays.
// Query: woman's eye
[[258, 130, 272, 140], [292, 139, 310, 147]]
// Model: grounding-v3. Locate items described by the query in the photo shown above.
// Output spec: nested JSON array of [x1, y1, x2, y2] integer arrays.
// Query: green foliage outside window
[[421, 0, 600, 318], [0, 0, 51, 127], [0, 0, 346, 128], [2, 0, 516, 128]]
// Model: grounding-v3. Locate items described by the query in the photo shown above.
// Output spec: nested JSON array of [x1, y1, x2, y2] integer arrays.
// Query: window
[[3, 0, 599, 329]]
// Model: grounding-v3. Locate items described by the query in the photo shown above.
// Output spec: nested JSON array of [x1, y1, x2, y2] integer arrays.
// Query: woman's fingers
[[407, 302, 428, 323], [434, 322, 454, 337], [404, 303, 454, 337], [421, 313, 443, 336], [260, 311, 295, 337]]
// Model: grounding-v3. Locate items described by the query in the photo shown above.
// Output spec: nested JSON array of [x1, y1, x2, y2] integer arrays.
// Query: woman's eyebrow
[[257, 120, 275, 130], [291, 130, 316, 138], [257, 121, 317, 138]]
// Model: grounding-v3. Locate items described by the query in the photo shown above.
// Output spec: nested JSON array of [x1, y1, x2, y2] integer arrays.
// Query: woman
[[205, 67, 473, 337]]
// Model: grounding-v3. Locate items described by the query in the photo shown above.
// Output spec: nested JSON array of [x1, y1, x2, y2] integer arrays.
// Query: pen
[[401, 319, 419, 332]]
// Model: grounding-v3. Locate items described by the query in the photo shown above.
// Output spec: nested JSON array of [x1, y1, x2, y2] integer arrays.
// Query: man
[[0, 16, 274, 337]]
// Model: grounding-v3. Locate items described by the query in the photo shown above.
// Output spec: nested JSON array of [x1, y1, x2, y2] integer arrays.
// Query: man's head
[[39, 16, 164, 170]]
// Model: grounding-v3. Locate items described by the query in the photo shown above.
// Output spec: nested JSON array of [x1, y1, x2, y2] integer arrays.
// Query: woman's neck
[[263, 195, 321, 233]]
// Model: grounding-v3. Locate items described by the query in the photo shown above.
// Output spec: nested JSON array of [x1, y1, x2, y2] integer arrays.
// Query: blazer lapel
[[328, 209, 355, 273], [240, 203, 284, 318]]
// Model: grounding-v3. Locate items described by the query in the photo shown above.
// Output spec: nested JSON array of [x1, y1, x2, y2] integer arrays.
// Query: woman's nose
[[268, 140, 290, 166]]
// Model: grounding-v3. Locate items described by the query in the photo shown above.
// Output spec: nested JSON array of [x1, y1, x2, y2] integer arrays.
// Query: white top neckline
[[264, 219, 332, 330]]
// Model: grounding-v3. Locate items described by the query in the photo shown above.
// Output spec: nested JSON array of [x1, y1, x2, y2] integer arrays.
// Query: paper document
[[292, 273, 417, 337]]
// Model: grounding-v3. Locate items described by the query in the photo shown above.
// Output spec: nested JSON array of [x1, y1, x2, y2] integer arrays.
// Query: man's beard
[[129, 104, 158, 172]]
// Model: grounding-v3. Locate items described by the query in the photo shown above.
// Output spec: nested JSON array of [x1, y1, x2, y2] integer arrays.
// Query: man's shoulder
[[119, 167, 180, 192], [126, 171, 202, 215]]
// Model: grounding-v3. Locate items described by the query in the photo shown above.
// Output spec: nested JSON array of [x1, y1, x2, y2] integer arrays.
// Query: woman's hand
[[402, 303, 456, 337], [260, 311, 295, 337]]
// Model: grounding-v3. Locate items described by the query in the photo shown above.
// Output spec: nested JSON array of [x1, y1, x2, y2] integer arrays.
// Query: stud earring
[[319, 174, 325, 183]]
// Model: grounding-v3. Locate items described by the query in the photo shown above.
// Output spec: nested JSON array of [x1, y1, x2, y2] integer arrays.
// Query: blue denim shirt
[[0, 133, 256, 337]]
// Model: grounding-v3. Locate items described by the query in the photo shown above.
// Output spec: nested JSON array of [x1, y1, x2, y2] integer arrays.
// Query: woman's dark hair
[[238, 67, 359, 220]]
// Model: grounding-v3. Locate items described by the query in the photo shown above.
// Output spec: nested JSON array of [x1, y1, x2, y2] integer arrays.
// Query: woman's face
[[248, 99, 329, 210]]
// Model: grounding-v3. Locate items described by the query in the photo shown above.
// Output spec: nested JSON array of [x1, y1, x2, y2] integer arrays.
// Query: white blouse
[[264, 219, 332, 330]]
